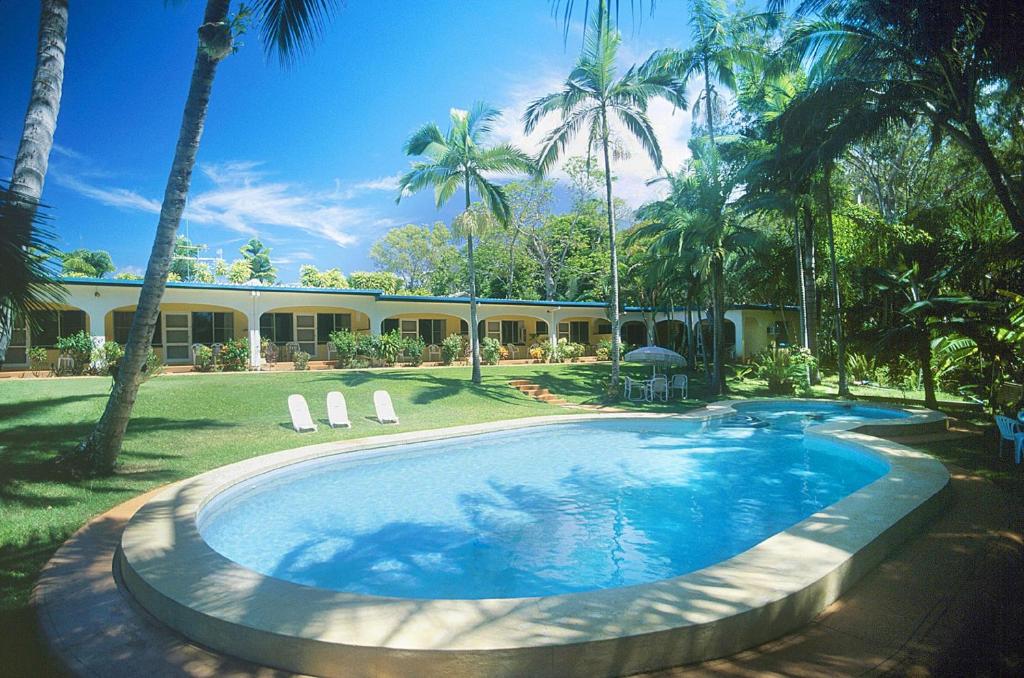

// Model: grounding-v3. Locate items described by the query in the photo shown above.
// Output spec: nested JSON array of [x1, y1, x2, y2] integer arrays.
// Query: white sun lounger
[[327, 391, 351, 428], [373, 390, 399, 424], [288, 394, 317, 432]]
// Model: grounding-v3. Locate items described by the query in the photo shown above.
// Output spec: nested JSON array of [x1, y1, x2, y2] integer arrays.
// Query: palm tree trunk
[[823, 163, 849, 397], [919, 331, 937, 409], [71, 0, 231, 474], [800, 203, 820, 384], [950, 115, 1024, 237], [685, 298, 695, 371], [711, 258, 726, 395], [466, 179, 482, 385], [1, 0, 68, 365], [601, 111, 621, 393]]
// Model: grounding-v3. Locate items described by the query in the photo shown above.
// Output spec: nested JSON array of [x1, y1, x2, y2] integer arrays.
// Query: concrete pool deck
[[34, 403, 1020, 677]]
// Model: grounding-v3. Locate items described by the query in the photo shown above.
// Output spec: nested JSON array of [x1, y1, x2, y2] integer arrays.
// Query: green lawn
[[0, 362, 995, 674]]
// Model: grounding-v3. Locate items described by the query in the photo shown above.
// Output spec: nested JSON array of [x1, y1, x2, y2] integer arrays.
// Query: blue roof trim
[[59, 278, 795, 312], [60, 277, 381, 296]]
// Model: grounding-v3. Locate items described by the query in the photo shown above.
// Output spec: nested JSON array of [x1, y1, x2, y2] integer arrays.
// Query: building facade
[[2, 278, 798, 370]]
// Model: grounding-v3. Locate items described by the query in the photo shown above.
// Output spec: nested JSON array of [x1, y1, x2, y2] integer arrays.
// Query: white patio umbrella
[[624, 345, 686, 376]]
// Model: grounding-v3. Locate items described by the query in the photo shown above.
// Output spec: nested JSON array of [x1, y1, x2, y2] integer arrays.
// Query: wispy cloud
[[55, 157, 403, 249], [352, 174, 401, 192], [53, 173, 162, 213]]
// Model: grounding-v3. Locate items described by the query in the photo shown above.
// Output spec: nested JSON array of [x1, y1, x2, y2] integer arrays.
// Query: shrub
[[95, 341, 125, 376], [561, 340, 585, 362], [441, 334, 463, 365], [375, 330, 405, 366], [293, 350, 311, 371], [55, 330, 94, 375], [499, 344, 510, 360], [529, 346, 545, 361], [355, 333, 376, 360], [28, 346, 49, 375], [846, 352, 878, 384], [403, 336, 426, 366], [480, 337, 502, 365], [219, 337, 250, 371], [193, 344, 216, 372], [595, 338, 611, 361], [329, 329, 358, 368], [755, 346, 816, 395], [144, 348, 163, 380]]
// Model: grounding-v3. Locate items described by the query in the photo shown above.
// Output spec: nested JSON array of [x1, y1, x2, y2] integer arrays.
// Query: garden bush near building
[[55, 331, 94, 375], [329, 329, 359, 368], [441, 334, 463, 365], [481, 337, 502, 365], [219, 338, 250, 372]]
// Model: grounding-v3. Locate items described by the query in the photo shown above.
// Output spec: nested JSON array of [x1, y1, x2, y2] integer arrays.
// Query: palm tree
[[632, 140, 760, 394], [71, 0, 339, 475], [523, 1, 688, 392], [776, 0, 1024, 237], [1, 0, 68, 366], [397, 103, 535, 385]]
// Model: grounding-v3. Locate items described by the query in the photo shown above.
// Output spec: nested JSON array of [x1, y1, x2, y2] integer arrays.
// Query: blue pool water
[[199, 407, 892, 599]]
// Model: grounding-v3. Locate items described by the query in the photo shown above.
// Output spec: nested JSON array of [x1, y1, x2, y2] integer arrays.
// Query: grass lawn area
[[0, 361, 998, 673]]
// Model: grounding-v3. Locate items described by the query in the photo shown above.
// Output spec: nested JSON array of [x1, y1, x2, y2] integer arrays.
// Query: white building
[[2, 278, 798, 370]]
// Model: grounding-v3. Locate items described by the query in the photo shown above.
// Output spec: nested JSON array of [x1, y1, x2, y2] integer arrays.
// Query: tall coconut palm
[[632, 140, 760, 394], [397, 103, 535, 385], [1, 0, 68, 365], [523, 1, 688, 392], [71, 0, 339, 475]]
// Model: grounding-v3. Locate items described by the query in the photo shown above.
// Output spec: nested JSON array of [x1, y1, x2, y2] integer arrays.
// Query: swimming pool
[[119, 401, 949, 677], [199, 415, 889, 599]]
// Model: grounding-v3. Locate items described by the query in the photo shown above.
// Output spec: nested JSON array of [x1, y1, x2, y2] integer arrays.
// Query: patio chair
[[284, 341, 301, 361], [190, 343, 205, 365], [374, 390, 399, 424], [624, 376, 649, 402], [994, 415, 1024, 463], [287, 394, 317, 433], [669, 373, 688, 400], [326, 342, 336, 363], [506, 344, 519, 360], [263, 343, 278, 370], [650, 376, 669, 402], [55, 353, 75, 376], [427, 344, 441, 362], [326, 391, 351, 428]]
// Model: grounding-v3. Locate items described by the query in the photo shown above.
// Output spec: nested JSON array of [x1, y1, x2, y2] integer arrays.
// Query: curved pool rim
[[118, 401, 950, 678]]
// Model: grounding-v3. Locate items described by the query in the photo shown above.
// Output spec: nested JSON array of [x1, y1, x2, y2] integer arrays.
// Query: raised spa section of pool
[[199, 407, 891, 600]]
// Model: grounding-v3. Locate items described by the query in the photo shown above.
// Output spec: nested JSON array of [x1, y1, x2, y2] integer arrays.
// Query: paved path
[[34, 452, 1023, 677]]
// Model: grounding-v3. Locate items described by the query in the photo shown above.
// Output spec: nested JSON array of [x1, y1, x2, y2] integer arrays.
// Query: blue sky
[[1, 1, 699, 281]]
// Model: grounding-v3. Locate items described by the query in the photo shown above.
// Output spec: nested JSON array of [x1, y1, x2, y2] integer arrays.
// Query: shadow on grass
[[0, 417, 232, 511], [0, 391, 107, 421], [311, 369, 537, 407]]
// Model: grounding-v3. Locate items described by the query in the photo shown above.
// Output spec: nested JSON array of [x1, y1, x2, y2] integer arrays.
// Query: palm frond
[[0, 185, 65, 334], [251, 0, 338, 65], [613, 105, 662, 168], [403, 122, 447, 158]]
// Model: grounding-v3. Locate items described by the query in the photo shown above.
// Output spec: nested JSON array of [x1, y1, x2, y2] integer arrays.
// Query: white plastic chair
[[995, 415, 1024, 463], [373, 390, 399, 424], [506, 343, 519, 360], [427, 344, 441, 362], [624, 376, 649, 402], [326, 391, 351, 428], [650, 376, 669, 402], [288, 394, 317, 432], [670, 373, 689, 400], [284, 341, 300, 361]]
